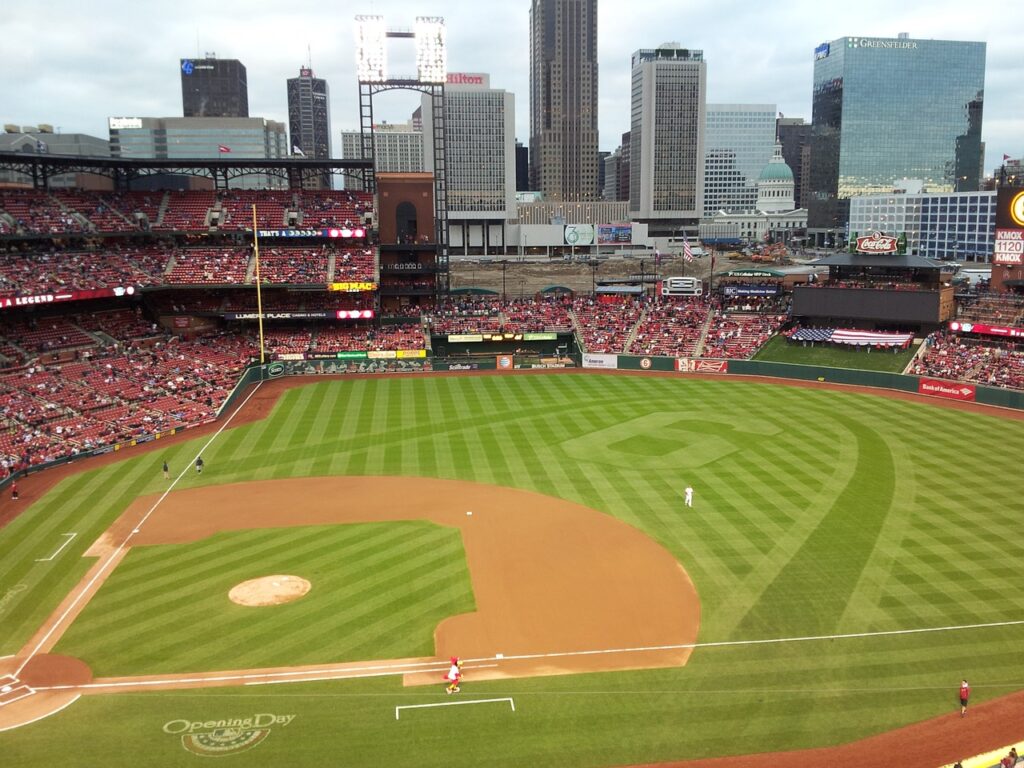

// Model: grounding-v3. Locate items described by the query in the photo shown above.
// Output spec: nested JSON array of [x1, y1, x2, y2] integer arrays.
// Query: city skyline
[[0, 0, 1020, 175]]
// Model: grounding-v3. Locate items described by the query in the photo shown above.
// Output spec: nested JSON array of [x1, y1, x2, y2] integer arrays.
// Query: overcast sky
[[1, 0, 1019, 174]]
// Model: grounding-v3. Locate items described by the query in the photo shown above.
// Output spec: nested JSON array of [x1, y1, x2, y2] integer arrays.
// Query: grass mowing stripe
[[737, 419, 896, 637]]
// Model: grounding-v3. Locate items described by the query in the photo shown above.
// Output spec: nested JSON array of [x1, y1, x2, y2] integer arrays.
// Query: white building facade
[[340, 122, 423, 191]]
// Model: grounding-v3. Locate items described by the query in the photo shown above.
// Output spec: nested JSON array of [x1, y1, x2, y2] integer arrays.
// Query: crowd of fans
[[703, 311, 788, 359], [911, 331, 1024, 390]]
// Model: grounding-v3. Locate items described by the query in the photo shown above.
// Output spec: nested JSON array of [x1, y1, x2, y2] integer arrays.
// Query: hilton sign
[[446, 72, 489, 87]]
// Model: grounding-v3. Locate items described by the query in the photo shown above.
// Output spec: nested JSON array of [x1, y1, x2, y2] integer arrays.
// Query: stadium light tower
[[414, 17, 447, 83], [355, 16, 388, 83], [355, 14, 450, 295]]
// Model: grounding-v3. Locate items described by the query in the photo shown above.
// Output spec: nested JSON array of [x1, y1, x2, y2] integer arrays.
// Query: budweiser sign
[[917, 378, 976, 402], [855, 231, 899, 253]]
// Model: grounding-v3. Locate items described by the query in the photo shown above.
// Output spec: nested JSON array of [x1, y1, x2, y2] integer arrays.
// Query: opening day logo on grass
[[163, 713, 295, 757]]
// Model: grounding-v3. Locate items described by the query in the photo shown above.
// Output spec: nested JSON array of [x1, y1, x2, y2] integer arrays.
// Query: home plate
[[1, 685, 11, 693]]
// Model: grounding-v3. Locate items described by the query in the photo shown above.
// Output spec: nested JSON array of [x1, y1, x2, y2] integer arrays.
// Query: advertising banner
[[994, 229, 1024, 265], [396, 349, 427, 358], [523, 332, 558, 341], [0, 286, 138, 311], [582, 353, 618, 369], [675, 359, 729, 373], [597, 224, 632, 244], [256, 227, 366, 239], [329, 282, 377, 292], [448, 334, 484, 343], [948, 321, 1024, 339], [496, 355, 513, 370], [564, 224, 596, 246], [917, 378, 976, 401], [228, 311, 333, 320], [722, 286, 781, 297]]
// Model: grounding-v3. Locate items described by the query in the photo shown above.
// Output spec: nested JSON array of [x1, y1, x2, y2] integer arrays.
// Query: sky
[[0, 0, 1020, 174]]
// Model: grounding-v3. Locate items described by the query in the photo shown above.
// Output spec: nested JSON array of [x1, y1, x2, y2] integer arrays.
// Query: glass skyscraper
[[808, 35, 986, 240], [704, 104, 776, 216]]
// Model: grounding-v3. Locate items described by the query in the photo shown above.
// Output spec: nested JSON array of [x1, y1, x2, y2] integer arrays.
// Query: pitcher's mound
[[229, 575, 310, 606]]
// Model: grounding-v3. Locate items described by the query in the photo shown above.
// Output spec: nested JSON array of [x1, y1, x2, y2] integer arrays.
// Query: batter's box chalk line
[[395, 697, 515, 720]]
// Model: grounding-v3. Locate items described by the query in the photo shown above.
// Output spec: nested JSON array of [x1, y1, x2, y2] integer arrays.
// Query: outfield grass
[[753, 334, 919, 372], [4, 373, 1024, 767]]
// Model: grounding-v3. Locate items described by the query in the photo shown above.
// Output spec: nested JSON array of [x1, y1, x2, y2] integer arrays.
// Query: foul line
[[14, 381, 265, 677], [37, 661, 498, 693], [28, 621, 1024, 695], [455, 618, 1024, 666], [34, 533, 77, 562], [396, 697, 515, 720], [0, 694, 80, 733]]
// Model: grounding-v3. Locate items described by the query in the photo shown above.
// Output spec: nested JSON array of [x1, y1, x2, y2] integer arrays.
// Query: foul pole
[[252, 205, 266, 369]]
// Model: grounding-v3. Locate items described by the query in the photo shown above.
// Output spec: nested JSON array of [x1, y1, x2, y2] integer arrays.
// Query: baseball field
[[2, 372, 1024, 766]]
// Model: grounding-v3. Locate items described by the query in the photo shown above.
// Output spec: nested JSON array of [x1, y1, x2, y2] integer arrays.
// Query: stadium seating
[[165, 247, 250, 284], [628, 297, 708, 357], [157, 191, 216, 231]]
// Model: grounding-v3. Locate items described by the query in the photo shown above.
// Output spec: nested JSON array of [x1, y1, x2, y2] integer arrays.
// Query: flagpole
[[252, 204, 266, 366]]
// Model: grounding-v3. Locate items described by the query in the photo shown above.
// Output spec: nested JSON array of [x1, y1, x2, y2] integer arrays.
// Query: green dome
[[758, 159, 794, 182]]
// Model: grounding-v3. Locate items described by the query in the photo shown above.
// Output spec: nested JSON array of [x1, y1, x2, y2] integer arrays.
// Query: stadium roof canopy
[[0, 151, 373, 190], [807, 252, 944, 270]]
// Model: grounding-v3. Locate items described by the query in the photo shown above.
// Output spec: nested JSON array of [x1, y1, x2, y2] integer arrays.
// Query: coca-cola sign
[[855, 231, 899, 253]]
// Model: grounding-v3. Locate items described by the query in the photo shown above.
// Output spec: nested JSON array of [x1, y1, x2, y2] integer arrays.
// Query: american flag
[[218, 145, 232, 153], [682, 240, 694, 263]]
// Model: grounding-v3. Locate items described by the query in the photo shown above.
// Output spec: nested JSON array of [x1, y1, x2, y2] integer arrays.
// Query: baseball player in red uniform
[[444, 657, 463, 694], [959, 679, 970, 717]]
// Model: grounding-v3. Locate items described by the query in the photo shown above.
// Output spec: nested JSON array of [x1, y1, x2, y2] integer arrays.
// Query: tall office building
[[180, 57, 249, 118], [777, 117, 812, 211], [529, 0, 599, 201], [629, 44, 706, 227], [287, 67, 331, 188], [807, 34, 985, 242], [703, 104, 776, 216], [422, 73, 515, 254]]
